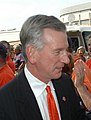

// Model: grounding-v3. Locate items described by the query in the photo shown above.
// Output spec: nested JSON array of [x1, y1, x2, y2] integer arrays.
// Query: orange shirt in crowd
[[0, 64, 15, 87], [6, 56, 16, 74], [86, 58, 91, 69], [72, 61, 91, 93]]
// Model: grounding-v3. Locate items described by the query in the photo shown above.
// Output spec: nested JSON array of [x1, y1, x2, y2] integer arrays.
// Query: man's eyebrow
[[53, 48, 63, 51], [54, 47, 68, 51]]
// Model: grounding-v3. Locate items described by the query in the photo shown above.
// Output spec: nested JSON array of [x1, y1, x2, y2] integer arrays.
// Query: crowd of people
[[0, 41, 25, 87], [0, 14, 91, 120]]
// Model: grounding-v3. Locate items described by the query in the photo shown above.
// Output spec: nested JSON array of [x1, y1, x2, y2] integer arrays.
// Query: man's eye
[[55, 50, 64, 55], [54, 51, 60, 55], [88, 44, 91, 46]]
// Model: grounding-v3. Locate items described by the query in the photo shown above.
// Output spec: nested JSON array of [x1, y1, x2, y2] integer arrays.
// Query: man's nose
[[60, 52, 70, 64]]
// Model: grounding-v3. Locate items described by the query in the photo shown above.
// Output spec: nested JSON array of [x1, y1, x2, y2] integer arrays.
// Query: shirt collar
[[24, 65, 55, 98]]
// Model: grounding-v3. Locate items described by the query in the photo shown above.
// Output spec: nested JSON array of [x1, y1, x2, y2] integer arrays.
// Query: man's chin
[[53, 72, 62, 79]]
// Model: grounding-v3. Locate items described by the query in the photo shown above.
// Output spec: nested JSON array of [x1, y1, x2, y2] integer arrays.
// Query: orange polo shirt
[[86, 58, 91, 69], [6, 56, 16, 74], [0, 64, 15, 87]]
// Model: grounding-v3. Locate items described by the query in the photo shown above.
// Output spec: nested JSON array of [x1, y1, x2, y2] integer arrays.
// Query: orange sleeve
[[86, 58, 91, 69], [83, 62, 91, 84], [0, 64, 15, 87]]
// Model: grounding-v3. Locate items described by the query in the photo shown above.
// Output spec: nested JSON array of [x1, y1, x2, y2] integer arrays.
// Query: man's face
[[88, 38, 91, 56], [14, 49, 20, 54], [78, 48, 85, 56], [34, 28, 70, 83]]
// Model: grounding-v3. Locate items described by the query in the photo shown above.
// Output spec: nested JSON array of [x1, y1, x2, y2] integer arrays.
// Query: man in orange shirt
[[0, 42, 15, 87], [1, 40, 15, 74]]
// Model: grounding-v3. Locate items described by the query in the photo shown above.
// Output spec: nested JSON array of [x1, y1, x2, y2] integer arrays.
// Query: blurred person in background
[[87, 35, 91, 59], [13, 44, 25, 73], [73, 46, 86, 62], [0, 42, 15, 87], [1, 40, 15, 74], [85, 35, 91, 69]]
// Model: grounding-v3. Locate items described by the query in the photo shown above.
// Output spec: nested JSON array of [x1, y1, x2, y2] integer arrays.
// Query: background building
[[0, 29, 20, 46], [60, 2, 91, 26]]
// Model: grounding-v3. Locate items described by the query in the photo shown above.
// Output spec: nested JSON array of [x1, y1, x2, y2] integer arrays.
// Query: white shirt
[[24, 65, 61, 120]]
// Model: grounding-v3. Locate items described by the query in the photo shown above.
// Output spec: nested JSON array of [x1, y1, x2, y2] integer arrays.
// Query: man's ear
[[26, 45, 36, 64]]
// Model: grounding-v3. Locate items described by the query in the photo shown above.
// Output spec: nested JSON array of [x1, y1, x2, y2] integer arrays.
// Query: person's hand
[[73, 60, 85, 88]]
